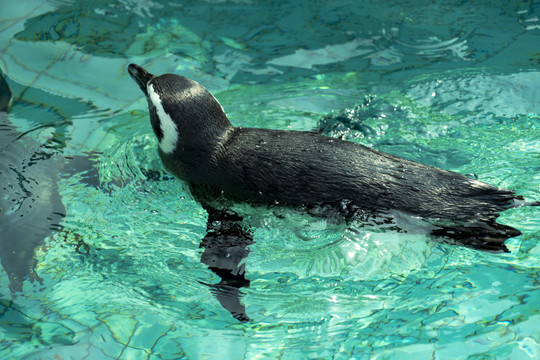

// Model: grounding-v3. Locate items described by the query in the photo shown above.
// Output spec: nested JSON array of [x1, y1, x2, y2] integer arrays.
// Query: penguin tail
[[510, 198, 540, 208], [431, 219, 522, 253]]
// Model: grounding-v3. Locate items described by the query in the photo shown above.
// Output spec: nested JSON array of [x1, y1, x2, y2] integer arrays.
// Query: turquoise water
[[1, 0, 539, 359]]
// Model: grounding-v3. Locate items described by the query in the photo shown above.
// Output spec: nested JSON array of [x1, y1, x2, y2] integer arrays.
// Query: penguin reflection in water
[[128, 64, 536, 322]]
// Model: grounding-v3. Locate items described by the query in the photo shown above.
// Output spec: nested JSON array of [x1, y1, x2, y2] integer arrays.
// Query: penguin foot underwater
[[128, 63, 536, 320]]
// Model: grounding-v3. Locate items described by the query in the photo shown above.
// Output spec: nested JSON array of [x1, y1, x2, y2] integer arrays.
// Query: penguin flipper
[[198, 206, 253, 322]]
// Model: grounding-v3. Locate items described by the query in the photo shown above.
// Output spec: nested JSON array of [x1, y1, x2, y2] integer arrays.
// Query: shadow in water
[[199, 207, 253, 322]]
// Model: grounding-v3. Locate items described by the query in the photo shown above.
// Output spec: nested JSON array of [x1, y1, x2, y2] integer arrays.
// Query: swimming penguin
[[127, 63, 540, 322], [0, 71, 97, 294], [0, 71, 65, 293], [128, 63, 535, 253]]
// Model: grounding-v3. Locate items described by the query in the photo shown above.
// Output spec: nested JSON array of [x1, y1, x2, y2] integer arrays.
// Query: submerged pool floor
[[0, 1, 539, 359]]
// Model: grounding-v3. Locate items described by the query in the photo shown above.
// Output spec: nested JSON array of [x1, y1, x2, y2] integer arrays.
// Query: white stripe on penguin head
[[147, 84, 179, 154]]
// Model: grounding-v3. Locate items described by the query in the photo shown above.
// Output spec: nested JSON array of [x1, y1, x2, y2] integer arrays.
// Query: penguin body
[[128, 64, 532, 251]]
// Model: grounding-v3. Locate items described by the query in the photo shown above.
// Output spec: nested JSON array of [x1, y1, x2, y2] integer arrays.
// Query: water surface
[[0, 1, 539, 359]]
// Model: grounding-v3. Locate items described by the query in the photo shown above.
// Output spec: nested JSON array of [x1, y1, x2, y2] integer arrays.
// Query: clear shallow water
[[0, 0, 539, 359]]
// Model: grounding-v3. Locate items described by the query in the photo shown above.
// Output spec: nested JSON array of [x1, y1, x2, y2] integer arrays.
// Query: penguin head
[[128, 63, 231, 155]]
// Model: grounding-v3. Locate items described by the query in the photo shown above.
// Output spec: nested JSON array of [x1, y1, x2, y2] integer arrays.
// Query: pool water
[[1, 0, 539, 359]]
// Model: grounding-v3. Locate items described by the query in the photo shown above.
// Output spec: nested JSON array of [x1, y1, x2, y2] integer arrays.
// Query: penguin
[[127, 63, 540, 322], [128, 63, 534, 252], [0, 71, 97, 293], [0, 71, 64, 293]]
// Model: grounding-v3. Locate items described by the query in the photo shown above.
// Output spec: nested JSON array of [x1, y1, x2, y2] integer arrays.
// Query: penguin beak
[[128, 63, 154, 95]]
